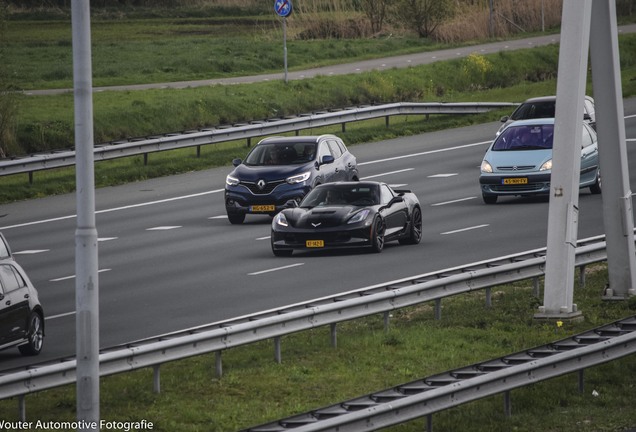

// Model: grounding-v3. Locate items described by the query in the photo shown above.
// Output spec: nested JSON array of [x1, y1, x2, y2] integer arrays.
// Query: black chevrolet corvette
[[271, 181, 422, 256]]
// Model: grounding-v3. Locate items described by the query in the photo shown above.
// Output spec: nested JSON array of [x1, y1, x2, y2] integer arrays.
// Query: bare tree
[[395, 0, 454, 38], [361, 0, 387, 33]]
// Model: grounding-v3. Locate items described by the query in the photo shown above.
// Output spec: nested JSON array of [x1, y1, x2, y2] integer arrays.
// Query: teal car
[[479, 118, 601, 204]]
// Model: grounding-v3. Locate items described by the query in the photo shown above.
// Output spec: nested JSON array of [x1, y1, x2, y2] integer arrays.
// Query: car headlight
[[286, 172, 311, 185], [539, 159, 552, 171], [274, 212, 289, 227], [348, 209, 370, 224], [481, 160, 493, 173], [226, 175, 239, 186]]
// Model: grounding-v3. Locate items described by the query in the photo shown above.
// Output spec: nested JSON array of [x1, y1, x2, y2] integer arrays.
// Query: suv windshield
[[244, 142, 316, 166], [493, 124, 554, 151]]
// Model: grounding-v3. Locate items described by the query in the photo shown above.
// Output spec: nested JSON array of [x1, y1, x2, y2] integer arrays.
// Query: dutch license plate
[[306, 240, 325, 248], [502, 178, 528, 185], [251, 204, 276, 212]]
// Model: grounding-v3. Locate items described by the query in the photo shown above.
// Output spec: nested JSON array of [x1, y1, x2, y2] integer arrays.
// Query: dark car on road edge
[[0, 232, 44, 356]]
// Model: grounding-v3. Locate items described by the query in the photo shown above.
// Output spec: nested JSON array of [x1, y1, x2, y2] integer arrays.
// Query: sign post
[[274, 0, 293, 83]]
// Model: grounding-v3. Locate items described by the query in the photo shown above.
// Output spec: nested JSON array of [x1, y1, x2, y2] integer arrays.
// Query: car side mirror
[[232, 158, 242, 167], [583, 113, 591, 120], [389, 196, 404, 206], [320, 155, 335, 165], [500, 115, 509, 123]]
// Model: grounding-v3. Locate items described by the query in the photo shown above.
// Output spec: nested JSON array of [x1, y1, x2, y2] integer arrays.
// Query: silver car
[[496, 95, 596, 136], [480, 118, 601, 204]]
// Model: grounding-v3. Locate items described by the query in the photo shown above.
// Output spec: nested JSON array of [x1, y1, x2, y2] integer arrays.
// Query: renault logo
[[257, 179, 267, 190], [311, 222, 322, 227]]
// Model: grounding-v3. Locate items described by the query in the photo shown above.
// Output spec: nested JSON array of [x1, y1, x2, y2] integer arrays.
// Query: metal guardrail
[[0, 102, 516, 177], [242, 315, 636, 431], [0, 234, 617, 417]]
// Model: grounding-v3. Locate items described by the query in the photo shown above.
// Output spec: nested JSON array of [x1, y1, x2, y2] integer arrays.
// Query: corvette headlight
[[539, 159, 552, 171], [274, 212, 289, 227], [480, 160, 493, 173], [348, 209, 370, 224], [286, 172, 311, 185], [226, 175, 239, 186]]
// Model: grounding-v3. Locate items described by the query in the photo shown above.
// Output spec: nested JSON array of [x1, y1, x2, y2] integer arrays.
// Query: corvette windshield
[[244, 142, 316, 166], [301, 185, 379, 208], [492, 124, 554, 151]]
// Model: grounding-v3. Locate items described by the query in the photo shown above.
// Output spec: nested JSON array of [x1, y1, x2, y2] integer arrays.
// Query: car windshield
[[300, 185, 379, 208], [510, 101, 555, 121], [492, 124, 554, 151], [244, 142, 316, 166]]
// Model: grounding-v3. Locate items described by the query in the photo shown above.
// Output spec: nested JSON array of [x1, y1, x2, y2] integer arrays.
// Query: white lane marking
[[0, 189, 224, 230], [13, 250, 49, 255], [50, 268, 112, 282], [431, 197, 477, 206], [248, 263, 304, 276], [47, 311, 75, 320], [256, 236, 271, 241], [98, 237, 118, 242], [209, 215, 228, 219], [146, 226, 182, 231], [358, 141, 492, 166], [441, 224, 489, 235], [428, 173, 458, 178], [625, 114, 636, 119], [361, 168, 414, 180]]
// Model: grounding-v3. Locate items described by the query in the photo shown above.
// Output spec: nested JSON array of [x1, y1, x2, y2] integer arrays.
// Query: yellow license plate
[[251, 205, 276, 212], [306, 240, 325, 248], [503, 178, 528, 185]]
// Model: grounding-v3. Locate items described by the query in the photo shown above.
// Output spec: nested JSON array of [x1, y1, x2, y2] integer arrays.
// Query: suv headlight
[[226, 175, 239, 186], [481, 160, 493, 173], [286, 172, 311, 185], [539, 159, 552, 171]]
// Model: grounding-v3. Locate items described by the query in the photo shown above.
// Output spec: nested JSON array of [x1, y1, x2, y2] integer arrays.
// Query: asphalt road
[[0, 100, 635, 371]]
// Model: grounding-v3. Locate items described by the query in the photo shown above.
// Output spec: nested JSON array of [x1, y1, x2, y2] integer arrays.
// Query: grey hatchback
[[0, 232, 44, 356]]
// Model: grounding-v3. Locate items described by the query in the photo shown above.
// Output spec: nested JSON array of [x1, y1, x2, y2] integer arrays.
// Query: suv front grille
[[240, 179, 286, 195]]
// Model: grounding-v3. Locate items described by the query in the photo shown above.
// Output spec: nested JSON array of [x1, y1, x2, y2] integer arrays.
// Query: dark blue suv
[[225, 135, 359, 224]]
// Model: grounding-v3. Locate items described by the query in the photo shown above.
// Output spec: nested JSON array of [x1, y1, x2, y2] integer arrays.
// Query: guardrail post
[[274, 337, 282, 364], [196, 145, 201, 158], [18, 395, 25, 421], [383, 311, 391, 331], [342, 123, 346, 133], [503, 390, 512, 417], [435, 299, 442, 320], [330, 323, 337, 348], [533, 277, 540, 297], [215, 351, 223, 378], [28, 172, 33, 185], [143, 153, 148, 166], [579, 265, 586, 288], [153, 365, 161, 394], [426, 414, 433, 432], [578, 369, 585, 393], [385, 116, 389, 128], [485, 287, 492, 308], [247, 138, 251, 148]]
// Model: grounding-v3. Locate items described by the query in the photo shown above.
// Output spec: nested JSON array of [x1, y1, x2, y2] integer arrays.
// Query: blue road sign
[[274, 0, 292, 17]]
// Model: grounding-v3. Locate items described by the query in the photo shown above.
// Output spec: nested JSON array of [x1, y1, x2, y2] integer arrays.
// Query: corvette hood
[[288, 206, 365, 228]]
